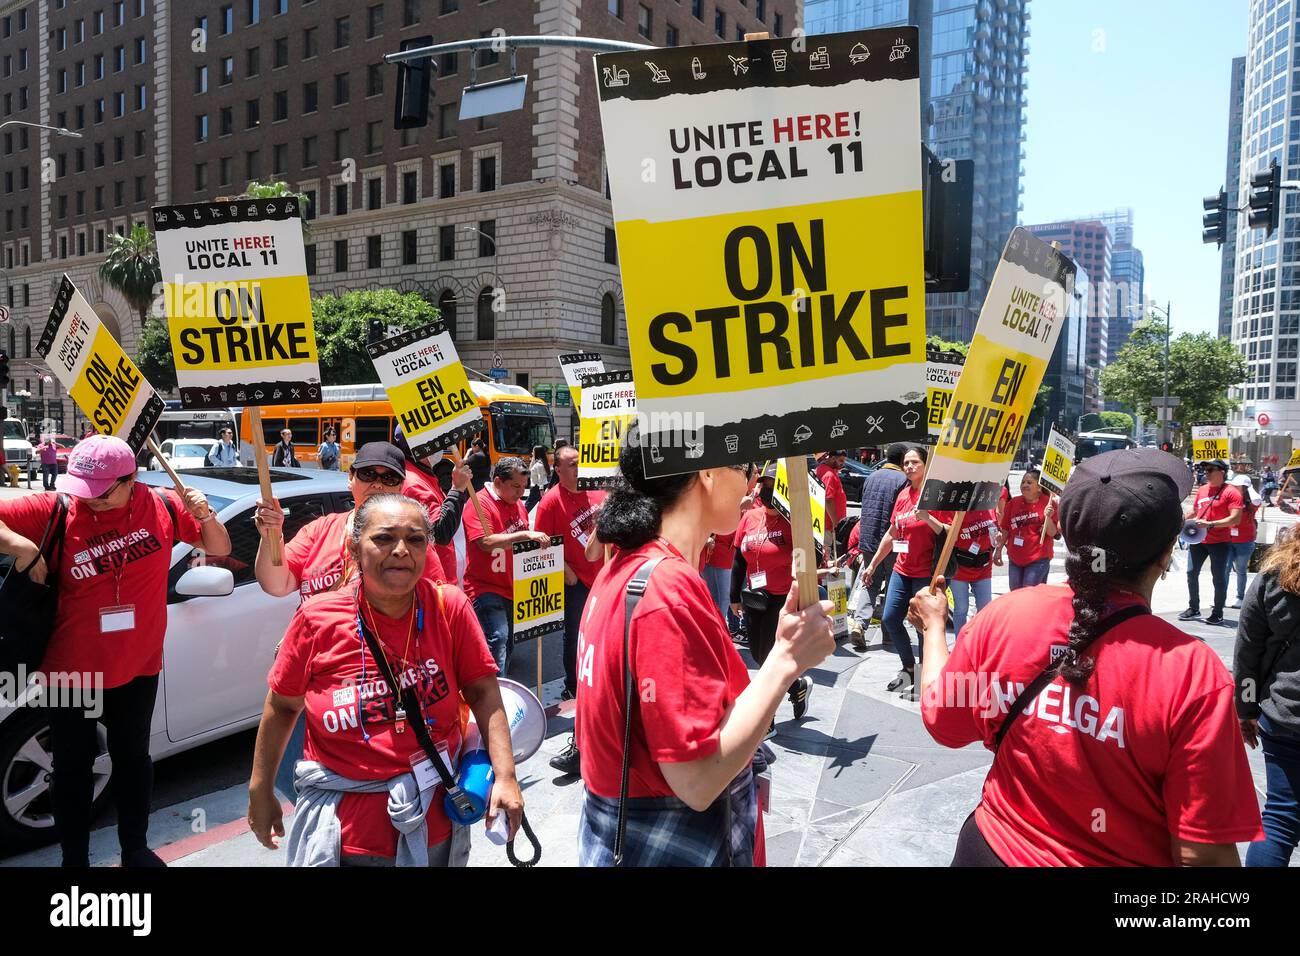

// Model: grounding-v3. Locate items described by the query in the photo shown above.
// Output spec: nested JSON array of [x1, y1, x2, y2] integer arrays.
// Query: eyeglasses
[[90, 477, 126, 502], [353, 466, 404, 487]]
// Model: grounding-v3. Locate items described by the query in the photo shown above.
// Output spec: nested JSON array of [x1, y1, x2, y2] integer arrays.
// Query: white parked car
[[148, 438, 219, 472], [0, 467, 354, 848]]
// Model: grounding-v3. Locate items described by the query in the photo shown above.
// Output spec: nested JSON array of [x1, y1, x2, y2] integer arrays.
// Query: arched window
[[601, 293, 617, 345], [438, 289, 457, 340], [476, 287, 495, 340]]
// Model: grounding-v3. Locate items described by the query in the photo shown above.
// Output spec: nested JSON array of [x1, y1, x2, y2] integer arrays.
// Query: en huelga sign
[[37, 276, 163, 453], [578, 370, 637, 490], [367, 322, 481, 458], [919, 228, 1076, 512], [1038, 426, 1075, 496], [153, 197, 322, 409], [596, 29, 928, 476]]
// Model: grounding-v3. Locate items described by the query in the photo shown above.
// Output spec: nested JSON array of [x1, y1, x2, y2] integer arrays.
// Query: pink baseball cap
[[57, 434, 138, 498]]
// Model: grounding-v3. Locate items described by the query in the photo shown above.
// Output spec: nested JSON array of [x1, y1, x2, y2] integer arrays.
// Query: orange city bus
[[236, 380, 556, 471]]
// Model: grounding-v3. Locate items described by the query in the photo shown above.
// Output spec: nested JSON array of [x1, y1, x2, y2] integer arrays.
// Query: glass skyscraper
[[806, 0, 1031, 342]]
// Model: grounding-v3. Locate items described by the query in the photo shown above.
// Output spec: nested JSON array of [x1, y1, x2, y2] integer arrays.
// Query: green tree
[[1097, 411, 1134, 436], [99, 223, 161, 326], [1099, 315, 1246, 445], [312, 289, 441, 385], [926, 334, 968, 358], [241, 179, 312, 242], [137, 315, 177, 391]]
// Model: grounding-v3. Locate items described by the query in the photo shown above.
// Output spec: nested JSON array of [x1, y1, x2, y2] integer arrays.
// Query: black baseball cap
[[1204, 458, 1228, 473], [1058, 447, 1191, 568], [351, 441, 406, 478]]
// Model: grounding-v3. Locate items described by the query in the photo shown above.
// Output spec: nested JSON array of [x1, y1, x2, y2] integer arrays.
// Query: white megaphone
[[1179, 520, 1207, 547]]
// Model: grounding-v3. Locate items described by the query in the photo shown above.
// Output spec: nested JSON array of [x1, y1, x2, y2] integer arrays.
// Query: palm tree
[[99, 223, 161, 326]]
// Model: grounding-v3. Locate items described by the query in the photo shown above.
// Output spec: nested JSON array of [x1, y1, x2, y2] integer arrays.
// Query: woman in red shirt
[[910, 448, 1263, 866], [576, 441, 834, 866], [729, 464, 815, 723], [862, 445, 935, 696], [247, 493, 523, 866], [929, 508, 1000, 638], [996, 469, 1058, 590], [1227, 473, 1261, 609]]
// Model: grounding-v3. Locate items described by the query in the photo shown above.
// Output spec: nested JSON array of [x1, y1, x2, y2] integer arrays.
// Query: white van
[[1, 419, 32, 476]]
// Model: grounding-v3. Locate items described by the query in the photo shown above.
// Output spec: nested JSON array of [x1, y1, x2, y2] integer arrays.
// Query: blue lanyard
[[354, 596, 424, 743]]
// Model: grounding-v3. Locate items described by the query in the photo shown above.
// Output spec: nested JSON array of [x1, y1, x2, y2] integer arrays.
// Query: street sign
[[534, 383, 553, 405], [488, 366, 509, 381], [1150, 396, 1181, 408]]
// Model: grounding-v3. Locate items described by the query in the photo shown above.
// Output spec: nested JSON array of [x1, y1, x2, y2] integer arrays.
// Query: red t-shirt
[[532, 484, 606, 588], [576, 541, 750, 799], [733, 508, 794, 596], [922, 584, 1263, 866], [461, 486, 529, 602], [285, 510, 445, 604], [815, 462, 848, 525], [999, 494, 1055, 566], [888, 483, 935, 579], [0, 485, 201, 688], [706, 531, 735, 570], [401, 467, 458, 584], [931, 509, 998, 582], [1231, 498, 1257, 543], [268, 579, 498, 857], [846, 521, 861, 559], [1190, 483, 1245, 545]]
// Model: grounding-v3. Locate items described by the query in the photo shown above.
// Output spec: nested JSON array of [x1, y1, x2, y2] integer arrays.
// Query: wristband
[[199, 510, 218, 521]]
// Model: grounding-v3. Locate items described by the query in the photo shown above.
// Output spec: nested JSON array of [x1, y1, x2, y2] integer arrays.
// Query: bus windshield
[[490, 402, 555, 456]]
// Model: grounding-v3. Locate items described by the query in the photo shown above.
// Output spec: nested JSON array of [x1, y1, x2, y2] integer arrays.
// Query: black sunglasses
[[353, 466, 404, 487], [729, 462, 755, 481]]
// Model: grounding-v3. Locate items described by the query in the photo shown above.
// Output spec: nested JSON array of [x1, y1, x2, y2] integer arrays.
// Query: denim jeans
[[950, 576, 993, 638], [562, 580, 590, 696], [1008, 558, 1050, 590], [1230, 541, 1256, 603], [1246, 714, 1300, 867], [41, 463, 58, 490], [701, 565, 737, 632], [1186, 542, 1231, 615], [881, 572, 931, 671], [473, 592, 513, 673]]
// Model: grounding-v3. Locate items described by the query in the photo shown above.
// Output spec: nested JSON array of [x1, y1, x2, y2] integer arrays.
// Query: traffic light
[[1202, 188, 1228, 247], [0, 349, 9, 390], [393, 36, 434, 130], [1248, 160, 1281, 235], [1161, 441, 1173, 454]]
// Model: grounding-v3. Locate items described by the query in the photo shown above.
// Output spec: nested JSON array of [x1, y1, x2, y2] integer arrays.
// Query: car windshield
[[1077, 436, 1131, 459], [490, 402, 555, 456], [174, 443, 212, 457], [3, 421, 26, 441]]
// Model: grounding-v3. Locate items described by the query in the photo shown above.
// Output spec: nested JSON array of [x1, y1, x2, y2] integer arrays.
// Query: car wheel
[[0, 709, 112, 850]]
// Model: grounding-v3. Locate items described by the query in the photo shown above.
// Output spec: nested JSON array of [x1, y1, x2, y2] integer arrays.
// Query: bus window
[[355, 416, 390, 447], [287, 417, 319, 445], [260, 417, 286, 444]]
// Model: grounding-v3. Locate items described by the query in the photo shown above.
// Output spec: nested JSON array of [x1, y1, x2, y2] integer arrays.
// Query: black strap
[[21, 493, 69, 575], [355, 610, 476, 818], [614, 556, 665, 867], [993, 604, 1149, 751], [150, 487, 181, 546]]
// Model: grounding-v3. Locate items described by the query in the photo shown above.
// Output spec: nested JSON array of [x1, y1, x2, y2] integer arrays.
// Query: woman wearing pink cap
[[0, 434, 231, 867]]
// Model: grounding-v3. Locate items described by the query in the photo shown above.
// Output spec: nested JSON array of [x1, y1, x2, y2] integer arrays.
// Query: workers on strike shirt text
[[461, 485, 529, 601], [285, 511, 445, 603], [998, 494, 1055, 565], [0, 485, 201, 688], [931, 509, 998, 582], [401, 466, 459, 583], [733, 509, 794, 595], [268, 580, 498, 857], [576, 541, 751, 799], [922, 584, 1263, 866], [1191, 483, 1245, 545], [889, 483, 935, 578], [532, 485, 606, 588]]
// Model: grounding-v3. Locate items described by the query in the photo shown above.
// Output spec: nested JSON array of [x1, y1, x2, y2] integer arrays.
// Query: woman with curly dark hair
[[909, 448, 1262, 866]]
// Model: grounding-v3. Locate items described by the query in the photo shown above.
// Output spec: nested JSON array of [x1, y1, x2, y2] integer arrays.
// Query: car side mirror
[[175, 565, 235, 597]]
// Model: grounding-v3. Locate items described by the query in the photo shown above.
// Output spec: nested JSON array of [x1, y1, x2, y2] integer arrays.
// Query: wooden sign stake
[[930, 510, 965, 589], [145, 436, 187, 495], [448, 447, 491, 533], [249, 406, 283, 566], [783, 456, 821, 610]]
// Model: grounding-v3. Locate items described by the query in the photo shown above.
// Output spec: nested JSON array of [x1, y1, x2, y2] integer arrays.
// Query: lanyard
[[354, 589, 424, 744], [1195, 487, 1224, 521]]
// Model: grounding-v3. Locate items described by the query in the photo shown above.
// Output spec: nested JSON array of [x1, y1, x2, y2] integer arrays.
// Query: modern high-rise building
[[1229, 0, 1300, 432], [806, 0, 1031, 343], [0, 0, 798, 439], [1220, 56, 1246, 340], [1087, 209, 1144, 412], [1025, 218, 1111, 412]]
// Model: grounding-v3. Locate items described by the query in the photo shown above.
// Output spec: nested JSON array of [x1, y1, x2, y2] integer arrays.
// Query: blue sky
[[1019, 0, 1248, 336]]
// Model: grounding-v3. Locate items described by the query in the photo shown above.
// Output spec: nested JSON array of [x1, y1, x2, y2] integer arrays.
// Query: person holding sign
[[463, 457, 553, 671], [1228, 474, 1262, 610], [247, 493, 524, 866], [909, 448, 1261, 866], [862, 446, 937, 696], [394, 428, 474, 586], [729, 464, 815, 725], [995, 470, 1058, 590], [0, 435, 231, 867], [929, 507, 1001, 638], [575, 440, 834, 866], [1179, 459, 1243, 626], [815, 452, 849, 528]]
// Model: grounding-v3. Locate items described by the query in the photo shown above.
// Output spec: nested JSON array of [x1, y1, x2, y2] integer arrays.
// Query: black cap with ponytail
[[595, 423, 698, 550]]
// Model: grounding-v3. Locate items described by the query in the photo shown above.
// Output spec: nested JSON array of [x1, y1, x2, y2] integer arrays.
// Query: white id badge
[[577, 531, 590, 549], [99, 605, 136, 634], [892, 539, 909, 554], [749, 570, 768, 589], [968, 542, 981, 555], [1230, 528, 1240, 537], [410, 742, 453, 791], [1013, 537, 1025, 548]]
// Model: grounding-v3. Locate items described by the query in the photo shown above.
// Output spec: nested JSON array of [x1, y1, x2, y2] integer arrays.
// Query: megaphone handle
[[506, 810, 541, 868]]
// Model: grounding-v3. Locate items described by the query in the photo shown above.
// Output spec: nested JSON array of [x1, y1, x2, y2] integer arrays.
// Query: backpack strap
[[150, 487, 181, 546], [21, 493, 69, 575], [993, 604, 1149, 752]]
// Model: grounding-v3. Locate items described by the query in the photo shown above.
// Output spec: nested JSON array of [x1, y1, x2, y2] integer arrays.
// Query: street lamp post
[[1148, 300, 1173, 448]]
